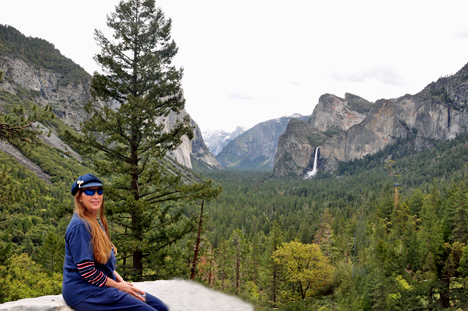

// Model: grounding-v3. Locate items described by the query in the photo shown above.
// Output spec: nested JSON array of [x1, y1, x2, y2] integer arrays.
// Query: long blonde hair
[[74, 192, 116, 264]]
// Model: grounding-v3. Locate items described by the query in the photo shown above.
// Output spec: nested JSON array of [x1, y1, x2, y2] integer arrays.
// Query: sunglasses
[[83, 188, 104, 196]]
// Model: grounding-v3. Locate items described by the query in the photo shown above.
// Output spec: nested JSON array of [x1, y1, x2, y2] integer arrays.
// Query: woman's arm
[[114, 270, 124, 282]]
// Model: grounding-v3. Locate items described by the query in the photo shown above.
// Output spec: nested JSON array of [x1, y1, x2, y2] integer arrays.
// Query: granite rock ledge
[[0, 280, 254, 311]]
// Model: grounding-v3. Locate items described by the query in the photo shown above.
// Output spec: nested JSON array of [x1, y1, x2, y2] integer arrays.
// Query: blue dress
[[62, 213, 168, 311]]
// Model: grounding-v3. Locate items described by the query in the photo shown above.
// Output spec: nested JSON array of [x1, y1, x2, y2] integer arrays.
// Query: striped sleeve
[[76, 260, 108, 287]]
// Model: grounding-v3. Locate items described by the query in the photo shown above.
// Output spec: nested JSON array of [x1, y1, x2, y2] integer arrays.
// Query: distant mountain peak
[[202, 127, 246, 156], [215, 114, 310, 170]]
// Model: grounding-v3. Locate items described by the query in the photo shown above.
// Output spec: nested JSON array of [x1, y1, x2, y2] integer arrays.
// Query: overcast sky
[[2, 0, 468, 132]]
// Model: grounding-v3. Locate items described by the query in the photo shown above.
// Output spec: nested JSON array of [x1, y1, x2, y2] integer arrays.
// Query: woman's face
[[79, 186, 103, 216]]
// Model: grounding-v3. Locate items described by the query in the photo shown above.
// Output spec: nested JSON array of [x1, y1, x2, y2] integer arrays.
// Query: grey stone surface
[[0, 280, 253, 311]]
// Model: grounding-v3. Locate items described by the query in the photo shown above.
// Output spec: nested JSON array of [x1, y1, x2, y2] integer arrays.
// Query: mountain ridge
[[273, 62, 468, 176], [216, 114, 310, 170]]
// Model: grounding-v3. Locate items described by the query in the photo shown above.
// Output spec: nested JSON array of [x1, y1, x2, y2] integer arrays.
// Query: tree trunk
[[272, 265, 277, 307], [133, 250, 143, 280], [440, 278, 450, 308], [236, 242, 240, 295], [130, 138, 143, 280], [191, 200, 204, 280]]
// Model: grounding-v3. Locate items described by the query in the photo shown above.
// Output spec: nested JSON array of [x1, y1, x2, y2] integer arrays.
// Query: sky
[[1, 1, 468, 133]]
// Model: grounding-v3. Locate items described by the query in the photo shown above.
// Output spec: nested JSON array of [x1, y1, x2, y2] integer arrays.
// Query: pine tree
[[36, 230, 63, 274], [229, 229, 249, 295], [69, 0, 219, 280], [261, 221, 284, 307], [0, 105, 53, 144], [214, 240, 233, 292], [314, 208, 335, 261], [447, 181, 468, 243]]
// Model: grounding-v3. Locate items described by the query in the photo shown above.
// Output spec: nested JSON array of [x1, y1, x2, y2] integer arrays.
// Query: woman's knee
[[145, 293, 169, 311]]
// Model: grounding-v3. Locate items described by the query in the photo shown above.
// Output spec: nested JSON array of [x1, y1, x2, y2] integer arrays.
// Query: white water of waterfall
[[304, 147, 319, 179]]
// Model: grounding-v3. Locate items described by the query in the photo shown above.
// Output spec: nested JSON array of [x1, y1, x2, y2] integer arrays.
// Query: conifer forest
[[2, 125, 468, 310]]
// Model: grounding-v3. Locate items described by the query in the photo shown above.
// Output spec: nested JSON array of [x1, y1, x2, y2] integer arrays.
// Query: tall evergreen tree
[[35, 230, 63, 274], [262, 221, 284, 307], [229, 229, 249, 295], [70, 0, 219, 280]]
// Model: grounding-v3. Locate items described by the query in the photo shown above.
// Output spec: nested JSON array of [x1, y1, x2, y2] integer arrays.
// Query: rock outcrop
[[320, 63, 468, 172], [309, 93, 373, 132], [0, 280, 254, 311], [274, 61, 468, 176], [0, 51, 91, 130], [0, 140, 52, 184], [162, 110, 222, 170], [273, 119, 320, 176], [273, 93, 373, 176]]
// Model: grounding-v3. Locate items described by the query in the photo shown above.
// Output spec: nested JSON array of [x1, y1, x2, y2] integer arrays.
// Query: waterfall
[[304, 147, 319, 179]]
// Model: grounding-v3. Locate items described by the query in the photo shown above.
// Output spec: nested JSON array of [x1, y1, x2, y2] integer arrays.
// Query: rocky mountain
[[216, 114, 309, 170], [273, 93, 373, 176], [308, 93, 374, 132], [202, 126, 245, 156], [321, 64, 468, 172], [274, 62, 468, 176], [0, 24, 219, 170], [160, 110, 222, 169]]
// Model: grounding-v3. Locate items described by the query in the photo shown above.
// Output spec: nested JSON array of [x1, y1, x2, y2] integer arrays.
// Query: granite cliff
[[273, 93, 373, 176], [274, 62, 468, 176], [320, 63, 468, 172], [161, 109, 222, 169]]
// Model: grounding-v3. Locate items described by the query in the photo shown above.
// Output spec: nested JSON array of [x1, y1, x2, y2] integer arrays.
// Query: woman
[[62, 173, 168, 311]]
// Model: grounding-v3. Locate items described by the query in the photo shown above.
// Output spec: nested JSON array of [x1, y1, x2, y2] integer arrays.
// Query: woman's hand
[[105, 277, 146, 302], [115, 281, 146, 302]]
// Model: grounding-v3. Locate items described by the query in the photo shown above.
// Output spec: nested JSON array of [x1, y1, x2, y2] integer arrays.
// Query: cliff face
[[274, 62, 468, 176], [273, 119, 321, 176], [309, 93, 372, 132], [321, 63, 468, 171], [0, 52, 91, 130], [162, 110, 222, 169], [273, 93, 372, 176]]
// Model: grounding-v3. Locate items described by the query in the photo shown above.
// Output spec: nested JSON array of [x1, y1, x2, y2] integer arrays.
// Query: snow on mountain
[[202, 126, 246, 156]]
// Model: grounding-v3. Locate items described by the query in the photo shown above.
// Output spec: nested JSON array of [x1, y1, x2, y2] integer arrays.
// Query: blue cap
[[71, 173, 103, 196]]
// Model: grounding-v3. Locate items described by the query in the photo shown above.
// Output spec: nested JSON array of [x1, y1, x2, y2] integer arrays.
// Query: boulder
[[0, 280, 254, 311]]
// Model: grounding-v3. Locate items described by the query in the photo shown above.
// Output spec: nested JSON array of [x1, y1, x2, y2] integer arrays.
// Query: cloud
[[331, 67, 405, 86], [227, 92, 260, 101], [455, 30, 468, 39]]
